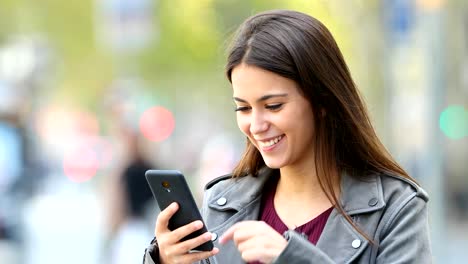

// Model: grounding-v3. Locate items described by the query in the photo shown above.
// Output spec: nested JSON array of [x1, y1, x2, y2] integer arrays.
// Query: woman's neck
[[274, 164, 335, 228], [277, 164, 324, 197]]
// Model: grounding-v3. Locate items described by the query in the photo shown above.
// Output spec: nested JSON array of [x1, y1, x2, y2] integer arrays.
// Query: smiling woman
[[143, 9, 432, 264]]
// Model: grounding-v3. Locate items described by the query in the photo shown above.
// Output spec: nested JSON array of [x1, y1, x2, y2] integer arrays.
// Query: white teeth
[[259, 135, 283, 148]]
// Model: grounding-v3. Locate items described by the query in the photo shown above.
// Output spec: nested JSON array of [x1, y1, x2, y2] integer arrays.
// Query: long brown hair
[[225, 10, 416, 241]]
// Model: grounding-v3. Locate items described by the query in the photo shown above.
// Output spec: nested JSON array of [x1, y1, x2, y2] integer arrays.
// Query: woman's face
[[231, 63, 316, 170]]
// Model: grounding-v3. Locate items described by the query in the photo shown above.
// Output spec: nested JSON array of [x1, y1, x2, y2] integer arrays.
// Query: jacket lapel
[[207, 168, 274, 212], [316, 209, 369, 263], [316, 173, 385, 263], [340, 172, 385, 215]]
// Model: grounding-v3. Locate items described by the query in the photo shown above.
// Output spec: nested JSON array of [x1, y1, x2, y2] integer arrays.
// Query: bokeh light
[[439, 105, 467, 140], [416, 0, 445, 11], [63, 145, 99, 183], [35, 106, 100, 143], [139, 106, 175, 142]]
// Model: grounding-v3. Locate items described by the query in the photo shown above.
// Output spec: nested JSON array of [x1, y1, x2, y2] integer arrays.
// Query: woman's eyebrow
[[233, 93, 288, 103]]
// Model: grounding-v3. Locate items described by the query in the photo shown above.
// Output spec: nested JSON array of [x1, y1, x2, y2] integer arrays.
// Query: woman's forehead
[[231, 65, 299, 95]]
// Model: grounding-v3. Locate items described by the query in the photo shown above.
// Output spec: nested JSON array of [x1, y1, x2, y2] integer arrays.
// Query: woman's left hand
[[219, 221, 288, 264]]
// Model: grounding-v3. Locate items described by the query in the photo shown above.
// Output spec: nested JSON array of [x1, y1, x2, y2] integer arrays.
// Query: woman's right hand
[[155, 202, 219, 264]]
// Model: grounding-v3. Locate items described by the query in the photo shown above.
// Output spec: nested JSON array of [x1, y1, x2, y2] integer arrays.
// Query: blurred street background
[[0, 0, 466, 263]]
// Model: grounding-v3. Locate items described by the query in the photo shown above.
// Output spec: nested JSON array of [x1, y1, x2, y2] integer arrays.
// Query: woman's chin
[[263, 160, 283, 169]]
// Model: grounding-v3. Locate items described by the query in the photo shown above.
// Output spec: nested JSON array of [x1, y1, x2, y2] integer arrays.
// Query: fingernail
[[194, 220, 203, 228], [218, 236, 225, 244]]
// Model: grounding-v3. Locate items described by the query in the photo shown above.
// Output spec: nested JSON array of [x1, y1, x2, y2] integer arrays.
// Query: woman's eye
[[266, 104, 283, 110], [235, 106, 251, 112]]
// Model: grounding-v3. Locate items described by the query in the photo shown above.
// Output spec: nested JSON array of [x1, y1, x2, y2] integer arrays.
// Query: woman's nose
[[249, 111, 269, 135]]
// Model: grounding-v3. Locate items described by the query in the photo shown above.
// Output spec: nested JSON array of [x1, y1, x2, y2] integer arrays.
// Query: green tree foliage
[[0, 0, 370, 109]]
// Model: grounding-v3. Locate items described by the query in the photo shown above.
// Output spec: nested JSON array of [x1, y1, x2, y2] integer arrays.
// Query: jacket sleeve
[[142, 238, 159, 264], [273, 231, 336, 264], [376, 195, 432, 263]]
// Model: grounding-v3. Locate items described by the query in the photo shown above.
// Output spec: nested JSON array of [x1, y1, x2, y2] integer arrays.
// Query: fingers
[[159, 232, 219, 263], [174, 231, 213, 253], [219, 221, 255, 244], [237, 234, 261, 253], [186, 248, 219, 262], [241, 247, 268, 263], [238, 237, 284, 263], [155, 202, 179, 235], [219, 225, 236, 244], [219, 221, 288, 264], [170, 220, 204, 242], [155, 202, 207, 246], [155, 204, 219, 263], [219, 222, 242, 244], [166, 248, 219, 264]]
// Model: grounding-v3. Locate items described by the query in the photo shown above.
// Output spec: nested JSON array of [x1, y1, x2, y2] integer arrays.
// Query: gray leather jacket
[[144, 168, 431, 264]]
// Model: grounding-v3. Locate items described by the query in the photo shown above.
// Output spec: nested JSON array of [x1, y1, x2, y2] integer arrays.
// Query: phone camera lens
[[162, 181, 170, 188]]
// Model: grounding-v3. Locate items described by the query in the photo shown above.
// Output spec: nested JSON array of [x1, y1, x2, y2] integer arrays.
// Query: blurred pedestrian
[[102, 84, 156, 264], [108, 128, 155, 264], [0, 82, 28, 264]]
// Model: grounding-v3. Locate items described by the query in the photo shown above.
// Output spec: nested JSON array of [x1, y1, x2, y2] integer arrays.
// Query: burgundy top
[[249, 173, 333, 264]]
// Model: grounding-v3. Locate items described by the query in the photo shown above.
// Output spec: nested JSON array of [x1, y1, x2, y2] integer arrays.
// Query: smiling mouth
[[258, 135, 284, 148]]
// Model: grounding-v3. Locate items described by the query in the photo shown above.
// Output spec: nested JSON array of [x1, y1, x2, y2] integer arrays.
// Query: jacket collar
[[207, 167, 273, 212], [340, 172, 386, 215], [208, 168, 385, 215]]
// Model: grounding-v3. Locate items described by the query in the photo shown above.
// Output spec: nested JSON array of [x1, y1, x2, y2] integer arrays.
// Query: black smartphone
[[145, 170, 214, 251]]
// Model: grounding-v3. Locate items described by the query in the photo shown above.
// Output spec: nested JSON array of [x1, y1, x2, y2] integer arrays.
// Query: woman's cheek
[[237, 116, 251, 136]]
